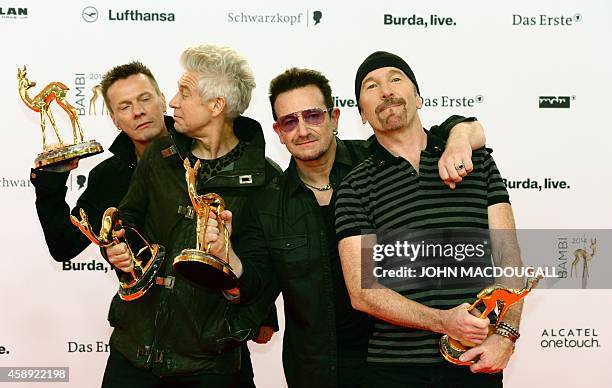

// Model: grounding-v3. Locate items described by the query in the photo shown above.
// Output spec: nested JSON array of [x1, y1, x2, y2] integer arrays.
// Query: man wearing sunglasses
[[203, 67, 487, 388], [335, 51, 520, 387]]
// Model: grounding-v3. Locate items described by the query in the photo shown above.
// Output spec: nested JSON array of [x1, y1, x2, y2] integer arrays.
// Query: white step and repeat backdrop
[[1, 0, 611, 387]]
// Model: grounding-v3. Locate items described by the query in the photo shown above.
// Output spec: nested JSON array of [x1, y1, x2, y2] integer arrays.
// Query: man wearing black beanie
[[354, 51, 420, 111], [335, 51, 523, 387]]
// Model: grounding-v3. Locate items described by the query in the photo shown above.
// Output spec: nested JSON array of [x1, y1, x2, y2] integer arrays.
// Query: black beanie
[[354, 51, 420, 111]]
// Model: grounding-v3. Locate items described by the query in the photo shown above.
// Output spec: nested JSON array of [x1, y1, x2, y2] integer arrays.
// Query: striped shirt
[[335, 130, 510, 365]]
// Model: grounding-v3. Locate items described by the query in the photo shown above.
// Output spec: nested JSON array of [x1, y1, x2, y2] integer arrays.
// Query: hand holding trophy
[[440, 276, 541, 365], [70, 207, 166, 301], [17, 66, 103, 168], [172, 158, 239, 290]]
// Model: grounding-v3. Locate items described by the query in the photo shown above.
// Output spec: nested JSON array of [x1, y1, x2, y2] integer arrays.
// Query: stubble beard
[[377, 105, 408, 132], [291, 135, 333, 162]]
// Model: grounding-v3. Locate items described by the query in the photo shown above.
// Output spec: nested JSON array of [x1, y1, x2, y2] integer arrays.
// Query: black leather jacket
[[31, 125, 143, 261], [110, 116, 281, 376]]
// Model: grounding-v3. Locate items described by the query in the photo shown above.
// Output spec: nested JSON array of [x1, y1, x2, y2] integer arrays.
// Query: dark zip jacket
[[110, 115, 281, 376]]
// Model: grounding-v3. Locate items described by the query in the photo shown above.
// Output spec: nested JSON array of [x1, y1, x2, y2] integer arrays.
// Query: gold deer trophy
[[440, 276, 541, 365], [172, 158, 238, 290], [70, 207, 166, 301], [18, 66, 103, 168]]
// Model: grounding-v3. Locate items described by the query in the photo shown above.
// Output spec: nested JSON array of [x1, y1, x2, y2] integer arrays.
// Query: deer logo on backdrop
[[571, 238, 596, 279], [88, 84, 107, 115]]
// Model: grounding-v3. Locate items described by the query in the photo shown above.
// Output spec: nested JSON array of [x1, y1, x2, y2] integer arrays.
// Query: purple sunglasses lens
[[279, 108, 328, 132]]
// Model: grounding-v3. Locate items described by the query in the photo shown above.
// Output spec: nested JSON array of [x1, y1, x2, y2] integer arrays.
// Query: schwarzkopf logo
[[1, 175, 32, 189], [0, 6, 28, 19], [226, 10, 323, 27], [539, 96, 573, 108], [74, 174, 87, 190]]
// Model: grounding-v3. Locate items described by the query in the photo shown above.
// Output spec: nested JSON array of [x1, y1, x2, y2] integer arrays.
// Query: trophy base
[[117, 244, 165, 301], [173, 249, 238, 290], [34, 140, 103, 168], [440, 324, 496, 365]]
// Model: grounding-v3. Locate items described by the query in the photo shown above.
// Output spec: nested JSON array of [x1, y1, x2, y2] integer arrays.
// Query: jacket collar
[[108, 115, 175, 169], [108, 131, 137, 168], [167, 115, 268, 187], [168, 116, 262, 159], [370, 128, 445, 165]]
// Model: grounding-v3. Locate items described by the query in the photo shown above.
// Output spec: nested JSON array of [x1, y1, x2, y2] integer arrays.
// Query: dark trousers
[[239, 344, 256, 388], [338, 353, 368, 388], [364, 364, 503, 388], [102, 346, 248, 388]]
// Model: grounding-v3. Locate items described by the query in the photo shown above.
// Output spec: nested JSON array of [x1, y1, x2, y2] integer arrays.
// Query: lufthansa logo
[[82, 6, 99, 23]]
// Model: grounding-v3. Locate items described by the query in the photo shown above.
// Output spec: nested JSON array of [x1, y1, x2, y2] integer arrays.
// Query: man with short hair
[[206, 67, 489, 388], [335, 51, 521, 387], [104, 44, 281, 388], [31, 61, 169, 262]]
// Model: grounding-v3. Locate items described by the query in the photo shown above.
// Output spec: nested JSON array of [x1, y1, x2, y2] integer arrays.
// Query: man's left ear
[[331, 107, 340, 135], [160, 92, 167, 113], [211, 97, 226, 117], [416, 95, 423, 109]]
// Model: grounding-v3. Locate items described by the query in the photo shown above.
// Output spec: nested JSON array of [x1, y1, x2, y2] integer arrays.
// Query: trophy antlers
[[70, 208, 117, 247], [467, 275, 541, 323], [70, 207, 166, 301]]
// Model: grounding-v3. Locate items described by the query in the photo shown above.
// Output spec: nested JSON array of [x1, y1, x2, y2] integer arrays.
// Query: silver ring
[[455, 162, 465, 171]]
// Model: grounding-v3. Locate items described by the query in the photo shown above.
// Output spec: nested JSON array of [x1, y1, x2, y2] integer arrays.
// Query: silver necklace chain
[[301, 180, 333, 191]]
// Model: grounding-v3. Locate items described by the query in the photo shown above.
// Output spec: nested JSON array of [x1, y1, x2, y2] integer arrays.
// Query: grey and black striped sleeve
[[482, 149, 510, 206], [335, 170, 374, 241]]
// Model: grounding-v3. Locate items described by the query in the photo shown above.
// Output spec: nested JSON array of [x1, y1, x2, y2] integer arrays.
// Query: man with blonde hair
[[104, 44, 280, 387]]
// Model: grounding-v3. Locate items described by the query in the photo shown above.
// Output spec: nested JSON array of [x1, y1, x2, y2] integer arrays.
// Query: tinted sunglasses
[[275, 107, 333, 132]]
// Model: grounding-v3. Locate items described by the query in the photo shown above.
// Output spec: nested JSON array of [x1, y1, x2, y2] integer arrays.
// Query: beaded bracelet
[[495, 322, 520, 343]]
